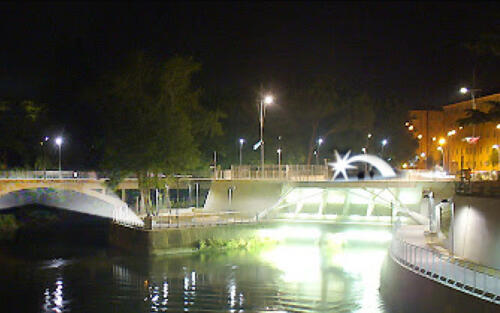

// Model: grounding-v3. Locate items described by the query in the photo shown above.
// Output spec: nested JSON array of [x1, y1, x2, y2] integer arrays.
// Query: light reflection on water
[[1, 227, 391, 313]]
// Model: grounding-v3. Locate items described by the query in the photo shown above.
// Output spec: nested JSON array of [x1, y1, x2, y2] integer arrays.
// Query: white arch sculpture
[[328, 151, 396, 181]]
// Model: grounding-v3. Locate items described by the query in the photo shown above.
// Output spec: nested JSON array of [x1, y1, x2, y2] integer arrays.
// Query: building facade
[[409, 92, 500, 173]]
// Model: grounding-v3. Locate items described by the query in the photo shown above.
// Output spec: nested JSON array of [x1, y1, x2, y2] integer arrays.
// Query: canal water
[[0, 220, 392, 313]]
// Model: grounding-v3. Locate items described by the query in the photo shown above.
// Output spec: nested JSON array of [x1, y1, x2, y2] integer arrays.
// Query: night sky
[[1, 2, 499, 109]]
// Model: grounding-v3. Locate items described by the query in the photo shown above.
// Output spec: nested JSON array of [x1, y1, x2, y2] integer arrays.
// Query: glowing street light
[[239, 138, 245, 166], [316, 137, 324, 165], [277, 148, 282, 167], [381, 139, 388, 158], [438, 137, 446, 146], [259, 94, 274, 177], [55, 136, 63, 178], [417, 134, 423, 140], [408, 125, 414, 131]]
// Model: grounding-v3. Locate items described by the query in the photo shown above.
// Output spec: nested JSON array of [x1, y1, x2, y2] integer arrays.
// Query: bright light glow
[[381, 139, 388, 146], [420, 152, 426, 158], [257, 226, 321, 242], [438, 137, 446, 145], [44, 136, 49, 142], [285, 188, 324, 204], [493, 144, 499, 150], [239, 138, 245, 145], [497, 123, 500, 129], [317, 137, 323, 145], [459, 126, 463, 130], [432, 136, 436, 141], [330, 150, 356, 180], [335, 230, 392, 243], [329, 152, 397, 181], [402, 163, 408, 168], [399, 188, 421, 204], [361, 147, 366, 153], [460, 87, 469, 94], [367, 133, 372, 138], [264, 95, 274, 104], [408, 125, 414, 131], [55, 137, 63, 146], [327, 190, 345, 204], [417, 134, 423, 140], [404, 121, 410, 127], [260, 245, 320, 283], [447, 130, 456, 136], [437, 146, 443, 151], [277, 148, 282, 154]]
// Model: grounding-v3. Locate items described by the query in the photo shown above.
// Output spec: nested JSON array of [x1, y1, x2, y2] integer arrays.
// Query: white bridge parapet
[[390, 227, 500, 304]]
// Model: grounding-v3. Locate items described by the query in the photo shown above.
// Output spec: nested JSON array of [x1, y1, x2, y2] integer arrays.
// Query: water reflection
[[43, 278, 67, 313], [1, 226, 392, 313]]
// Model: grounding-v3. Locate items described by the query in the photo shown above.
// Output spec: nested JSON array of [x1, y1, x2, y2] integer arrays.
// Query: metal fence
[[390, 237, 500, 304]]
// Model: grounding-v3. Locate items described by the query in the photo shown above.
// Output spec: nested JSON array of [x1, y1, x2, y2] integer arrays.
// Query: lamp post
[[55, 136, 63, 178], [260, 95, 274, 178], [239, 138, 245, 166], [316, 137, 323, 165], [40, 136, 49, 179], [381, 139, 388, 159], [460, 87, 481, 137], [438, 137, 446, 171]]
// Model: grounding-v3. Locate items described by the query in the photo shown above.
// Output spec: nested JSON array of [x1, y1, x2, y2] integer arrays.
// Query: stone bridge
[[0, 178, 143, 226]]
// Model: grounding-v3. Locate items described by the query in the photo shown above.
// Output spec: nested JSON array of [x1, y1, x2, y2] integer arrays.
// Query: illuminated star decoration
[[329, 150, 356, 181]]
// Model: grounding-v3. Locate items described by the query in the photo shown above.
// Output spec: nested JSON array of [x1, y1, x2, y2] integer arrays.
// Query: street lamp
[[460, 87, 481, 137], [55, 136, 63, 178], [40, 136, 50, 178], [381, 139, 388, 158], [239, 138, 245, 166], [259, 94, 274, 177], [438, 138, 446, 171], [316, 137, 323, 165]]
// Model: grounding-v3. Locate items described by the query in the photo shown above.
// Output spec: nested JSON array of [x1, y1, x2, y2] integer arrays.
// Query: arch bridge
[[0, 176, 143, 227]]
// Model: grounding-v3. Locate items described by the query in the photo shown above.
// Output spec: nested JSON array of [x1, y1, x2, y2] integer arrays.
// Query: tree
[[456, 101, 500, 126], [287, 77, 375, 164], [0, 99, 49, 169], [97, 52, 222, 213]]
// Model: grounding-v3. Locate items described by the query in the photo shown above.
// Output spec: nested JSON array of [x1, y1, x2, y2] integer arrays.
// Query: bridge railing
[[0, 170, 99, 179], [390, 237, 500, 304], [229, 165, 329, 181], [148, 211, 258, 229]]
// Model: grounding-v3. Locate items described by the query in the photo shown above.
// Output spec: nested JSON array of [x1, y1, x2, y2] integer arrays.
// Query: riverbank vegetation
[[197, 237, 278, 252]]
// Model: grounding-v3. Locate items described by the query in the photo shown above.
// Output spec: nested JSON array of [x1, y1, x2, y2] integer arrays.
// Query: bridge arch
[[0, 183, 143, 227]]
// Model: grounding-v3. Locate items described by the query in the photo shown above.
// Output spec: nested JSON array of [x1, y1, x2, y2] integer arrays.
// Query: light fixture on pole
[[239, 138, 245, 166], [438, 137, 446, 171], [259, 94, 274, 178], [316, 137, 323, 165], [381, 139, 388, 158], [40, 136, 50, 179], [55, 136, 63, 178], [460, 87, 481, 138]]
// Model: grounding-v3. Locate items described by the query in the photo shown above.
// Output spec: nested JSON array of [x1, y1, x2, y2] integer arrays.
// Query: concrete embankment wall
[[109, 223, 269, 255], [203, 180, 284, 217], [380, 255, 498, 313], [449, 195, 500, 269]]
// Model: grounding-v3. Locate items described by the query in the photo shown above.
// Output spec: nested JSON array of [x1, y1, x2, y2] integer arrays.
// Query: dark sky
[[1, 2, 499, 109]]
